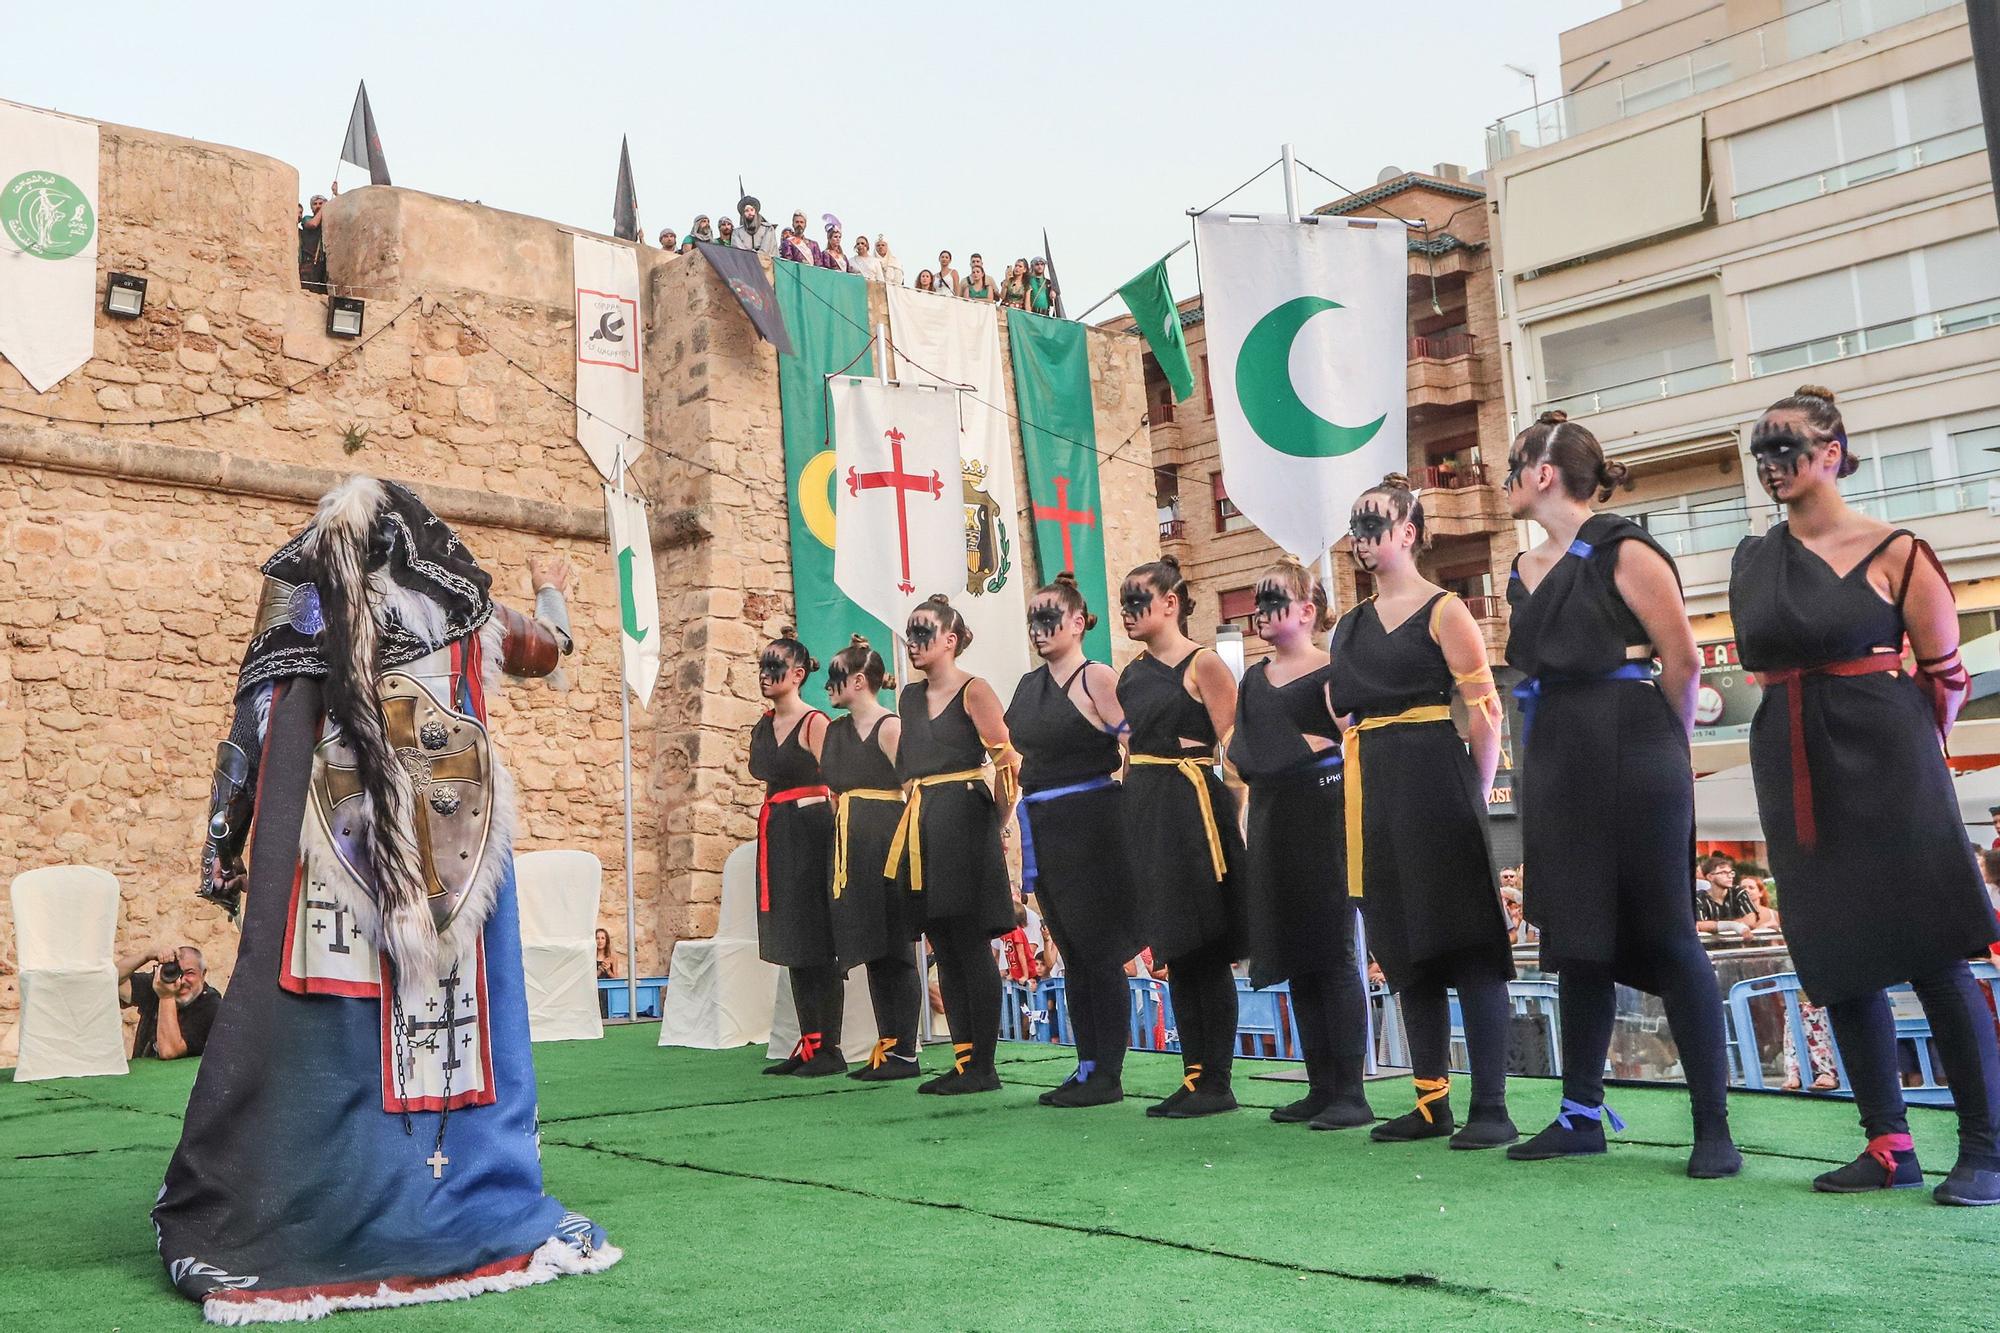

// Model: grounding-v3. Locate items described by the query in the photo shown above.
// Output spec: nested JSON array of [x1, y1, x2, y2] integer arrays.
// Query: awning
[[1501, 116, 1707, 273], [1695, 760, 2000, 844]]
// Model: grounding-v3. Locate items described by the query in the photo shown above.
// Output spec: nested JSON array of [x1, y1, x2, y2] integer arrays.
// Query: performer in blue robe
[[153, 477, 619, 1323]]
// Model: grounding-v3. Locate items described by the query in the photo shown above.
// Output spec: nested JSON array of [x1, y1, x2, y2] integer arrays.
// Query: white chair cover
[[514, 850, 605, 1043], [660, 843, 780, 1049], [9, 865, 128, 1081]]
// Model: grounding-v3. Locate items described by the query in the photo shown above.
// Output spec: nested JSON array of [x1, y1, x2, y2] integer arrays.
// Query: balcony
[[1484, 0, 1960, 164], [1538, 361, 1735, 418], [1732, 125, 1986, 220], [1408, 331, 1475, 361], [1407, 332, 1485, 408], [1416, 470, 1510, 537], [1748, 297, 2000, 378], [1159, 517, 1187, 543]]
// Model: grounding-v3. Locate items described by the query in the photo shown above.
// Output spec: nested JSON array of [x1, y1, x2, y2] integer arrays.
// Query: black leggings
[[1557, 936, 1731, 1136], [788, 963, 845, 1052], [1166, 938, 1239, 1088], [1064, 959, 1132, 1080], [1401, 972, 1509, 1116], [927, 916, 1000, 1073], [1289, 966, 1366, 1099], [864, 943, 922, 1057], [1824, 961, 2000, 1164]]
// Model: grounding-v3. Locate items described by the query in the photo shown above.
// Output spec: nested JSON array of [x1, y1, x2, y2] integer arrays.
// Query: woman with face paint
[[822, 635, 923, 1080], [1227, 556, 1373, 1131], [1500, 411, 1740, 1177], [750, 630, 845, 1076], [886, 594, 1018, 1094], [1004, 574, 1143, 1107], [1328, 475, 1518, 1149], [1730, 386, 1998, 1204], [1114, 557, 1249, 1118]]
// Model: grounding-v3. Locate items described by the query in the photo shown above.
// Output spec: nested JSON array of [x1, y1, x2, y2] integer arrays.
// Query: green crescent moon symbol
[[618, 547, 649, 643], [1236, 296, 1386, 459]]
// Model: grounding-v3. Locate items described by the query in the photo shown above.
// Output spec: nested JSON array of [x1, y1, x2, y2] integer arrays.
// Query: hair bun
[[1378, 472, 1414, 493], [1535, 410, 1569, 426], [848, 633, 870, 649], [1053, 570, 1078, 588], [1158, 554, 1182, 573], [778, 624, 798, 639], [1795, 384, 1836, 404], [922, 592, 952, 608]]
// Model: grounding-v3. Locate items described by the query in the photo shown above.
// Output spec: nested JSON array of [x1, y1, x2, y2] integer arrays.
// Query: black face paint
[[824, 664, 851, 694], [1252, 585, 1294, 620], [1348, 510, 1393, 543], [1027, 605, 1066, 638], [1750, 423, 1813, 495], [1503, 453, 1528, 491], [1119, 586, 1155, 618], [905, 619, 938, 652], [758, 651, 792, 686]]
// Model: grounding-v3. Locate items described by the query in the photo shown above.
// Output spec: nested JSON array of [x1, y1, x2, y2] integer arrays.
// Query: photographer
[[117, 945, 222, 1060]]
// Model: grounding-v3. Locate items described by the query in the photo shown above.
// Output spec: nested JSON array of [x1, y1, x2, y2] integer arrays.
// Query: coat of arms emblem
[[961, 459, 1012, 596]]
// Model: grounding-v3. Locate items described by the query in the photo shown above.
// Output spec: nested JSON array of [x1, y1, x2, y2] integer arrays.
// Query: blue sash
[[1511, 663, 1653, 745], [1016, 776, 1120, 892]]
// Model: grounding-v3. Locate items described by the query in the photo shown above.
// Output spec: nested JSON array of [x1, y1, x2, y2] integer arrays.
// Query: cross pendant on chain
[[426, 1150, 449, 1179]]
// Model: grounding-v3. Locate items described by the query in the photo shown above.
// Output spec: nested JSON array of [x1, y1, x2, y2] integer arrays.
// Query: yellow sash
[[1341, 705, 1453, 898], [882, 768, 989, 892], [832, 789, 902, 899], [1128, 755, 1227, 883]]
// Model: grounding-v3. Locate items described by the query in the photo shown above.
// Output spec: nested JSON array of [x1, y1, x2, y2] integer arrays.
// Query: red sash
[[758, 786, 831, 910], [1753, 653, 1903, 851]]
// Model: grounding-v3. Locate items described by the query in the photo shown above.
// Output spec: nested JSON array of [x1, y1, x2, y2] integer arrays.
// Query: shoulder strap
[[865, 713, 894, 744], [1426, 591, 1458, 644], [1176, 646, 1206, 677], [1894, 533, 1942, 612], [1058, 660, 1093, 691]]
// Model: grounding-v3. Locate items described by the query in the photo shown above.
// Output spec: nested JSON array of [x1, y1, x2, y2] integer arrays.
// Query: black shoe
[[1450, 1112, 1520, 1151], [1933, 1160, 2000, 1206], [928, 1068, 1001, 1096], [920, 1044, 978, 1094], [1372, 1082, 1455, 1143], [1145, 1087, 1191, 1118], [1687, 1136, 1743, 1179], [1307, 1096, 1376, 1131], [1165, 1087, 1239, 1119], [791, 1048, 850, 1077], [851, 1053, 922, 1082], [1043, 1063, 1124, 1107], [1814, 1147, 1923, 1193], [1271, 1089, 1334, 1124], [1508, 1100, 1619, 1161], [763, 1055, 805, 1076]]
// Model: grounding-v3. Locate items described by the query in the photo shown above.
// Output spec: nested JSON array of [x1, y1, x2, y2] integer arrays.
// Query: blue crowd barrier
[[598, 976, 669, 1020]]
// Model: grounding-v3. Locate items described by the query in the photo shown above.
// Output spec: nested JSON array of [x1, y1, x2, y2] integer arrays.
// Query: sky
[[4, 0, 1610, 318]]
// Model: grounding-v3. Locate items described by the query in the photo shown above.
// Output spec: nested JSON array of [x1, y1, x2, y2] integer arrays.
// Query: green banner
[[774, 263, 889, 708], [1117, 259, 1194, 402], [1008, 312, 1114, 662]]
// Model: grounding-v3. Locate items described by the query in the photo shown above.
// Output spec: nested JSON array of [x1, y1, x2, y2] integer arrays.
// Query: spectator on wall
[[717, 217, 735, 246], [1029, 256, 1056, 314], [1000, 258, 1031, 310], [1693, 855, 1758, 934], [875, 236, 905, 287], [936, 250, 962, 297], [851, 235, 881, 282], [818, 223, 850, 272], [298, 188, 335, 293], [689, 215, 715, 243], [1741, 877, 1781, 931], [915, 269, 939, 293], [962, 254, 998, 303], [731, 196, 780, 256], [779, 227, 818, 266], [657, 228, 678, 252]]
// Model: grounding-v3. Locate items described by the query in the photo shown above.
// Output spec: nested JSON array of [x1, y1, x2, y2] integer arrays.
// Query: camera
[[159, 959, 184, 984]]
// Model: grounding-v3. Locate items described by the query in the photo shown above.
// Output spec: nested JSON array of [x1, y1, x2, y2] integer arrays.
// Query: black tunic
[[1115, 649, 1246, 962], [750, 710, 836, 968], [1327, 593, 1512, 991], [1730, 522, 1993, 1004], [1005, 663, 1142, 969], [822, 714, 914, 967], [1227, 660, 1351, 988], [1506, 513, 1697, 986], [894, 680, 1012, 934]]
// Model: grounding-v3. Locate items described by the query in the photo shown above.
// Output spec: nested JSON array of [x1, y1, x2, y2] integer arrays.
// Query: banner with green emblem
[[1008, 313, 1114, 661], [773, 262, 891, 708], [0, 103, 99, 392]]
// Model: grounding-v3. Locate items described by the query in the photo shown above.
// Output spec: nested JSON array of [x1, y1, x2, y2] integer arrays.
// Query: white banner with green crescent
[[603, 485, 660, 709], [0, 101, 99, 392], [1195, 213, 1408, 562]]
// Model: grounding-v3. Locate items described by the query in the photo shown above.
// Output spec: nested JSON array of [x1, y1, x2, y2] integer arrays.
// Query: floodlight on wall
[[104, 272, 148, 319], [326, 296, 366, 339]]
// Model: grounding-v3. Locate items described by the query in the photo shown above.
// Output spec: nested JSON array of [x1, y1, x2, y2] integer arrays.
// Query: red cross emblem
[[1031, 475, 1097, 573], [847, 428, 945, 594]]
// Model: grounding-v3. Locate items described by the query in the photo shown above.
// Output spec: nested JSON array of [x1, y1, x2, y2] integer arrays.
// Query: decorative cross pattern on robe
[[848, 427, 945, 593], [305, 895, 354, 954], [381, 937, 492, 1113]]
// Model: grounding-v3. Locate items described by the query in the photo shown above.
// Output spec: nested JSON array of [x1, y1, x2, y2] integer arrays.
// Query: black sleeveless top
[[1327, 592, 1455, 719], [1506, 513, 1671, 677], [1229, 660, 1339, 782], [1005, 662, 1120, 792], [821, 714, 898, 793], [1117, 649, 1216, 758], [1731, 523, 1908, 670], [749, 710, 825, 794], [896, 679, 986, 781]]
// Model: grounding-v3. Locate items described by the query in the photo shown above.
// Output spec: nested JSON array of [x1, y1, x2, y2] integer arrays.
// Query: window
[[1218, 587, 1257, 634], [1837, 414, 2000, 518], [1745, 230, 2000, 374], [1951, 426, 2000, 508], [1211, 472, 1253, 535], [1533, 284, 1726, 412], [1630, 485, 1751, 557]]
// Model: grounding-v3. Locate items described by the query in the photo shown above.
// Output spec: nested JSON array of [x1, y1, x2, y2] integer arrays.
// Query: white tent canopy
[[1696, 762, 2000, 844]]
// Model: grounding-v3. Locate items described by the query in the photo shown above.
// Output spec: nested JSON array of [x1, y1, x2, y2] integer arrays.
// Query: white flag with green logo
[[0, 102, 99, 392], [603, 485, 660, 708], [1195, 213, 1407, 562]]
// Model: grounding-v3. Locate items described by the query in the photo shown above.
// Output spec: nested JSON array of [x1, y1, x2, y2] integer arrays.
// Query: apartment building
[[1486, 0, 2000, 767]]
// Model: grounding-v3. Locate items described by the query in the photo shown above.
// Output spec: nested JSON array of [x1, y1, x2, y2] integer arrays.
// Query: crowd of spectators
[[659, 196, 1062, 313]]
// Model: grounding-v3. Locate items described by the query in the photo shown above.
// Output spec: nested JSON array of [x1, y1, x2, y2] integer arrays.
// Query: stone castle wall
[[0, 113, 1156, 1024]]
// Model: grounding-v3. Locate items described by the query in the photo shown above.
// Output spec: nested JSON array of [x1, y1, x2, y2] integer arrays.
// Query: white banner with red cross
[[829, 377, 964, 634]]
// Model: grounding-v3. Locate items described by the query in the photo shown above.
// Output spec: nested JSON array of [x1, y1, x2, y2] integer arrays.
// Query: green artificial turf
[[4, 1027, 1996, 1331]]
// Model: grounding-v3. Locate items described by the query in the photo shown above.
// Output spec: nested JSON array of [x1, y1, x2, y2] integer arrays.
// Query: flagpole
[[616, 436, 640, 1024], [1070, 240, 1192, 325]]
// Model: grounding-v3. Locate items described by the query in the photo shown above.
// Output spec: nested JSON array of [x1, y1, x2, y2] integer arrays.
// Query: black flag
[[612, 136, 639, 242], [696, 241, 793, 357], [338, 81, 392, 186], [1041, 227, 1066, 319]]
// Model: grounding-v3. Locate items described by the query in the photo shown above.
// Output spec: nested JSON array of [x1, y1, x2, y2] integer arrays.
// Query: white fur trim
[[306, 477, 388, 550], [372, 573, 449, 649], [200, 1237, 622, 1325], [476, 617, 506, 697]]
